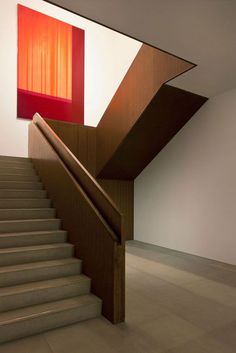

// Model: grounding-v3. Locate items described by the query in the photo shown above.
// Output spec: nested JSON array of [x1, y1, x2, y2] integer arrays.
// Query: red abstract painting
[[17, 5, 84, 124]]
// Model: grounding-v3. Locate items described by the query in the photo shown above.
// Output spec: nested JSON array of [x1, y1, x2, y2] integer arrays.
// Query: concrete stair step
[[0, 230, 67, 249], [0, 208, 56, 220], [0, 243, 74, 266], [0, 275, 91, 312], [0, 294, 101, 344], [0, 198, 51, 209], [0, 189, 47, 199], [0, 258, 82, 287], [0, 167, 36, 176], [0, 174, 39, 182], [0, 181, 43, 190], [0, 230, 67, 248], [0, 218, 61, 233], [0, 156, 30, 163]]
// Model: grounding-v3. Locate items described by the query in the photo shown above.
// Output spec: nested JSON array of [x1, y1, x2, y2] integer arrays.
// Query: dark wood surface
[[46, 118, 134, 240], [46, 119, 96, 176], [98, 179, 133, 240], [96, 44, 194, 176], [97, 84, 208, 179], [28, 120, 125, 323]]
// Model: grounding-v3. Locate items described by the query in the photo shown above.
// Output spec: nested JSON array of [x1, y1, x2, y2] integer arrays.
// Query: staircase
[[0, 155, 102, 344]]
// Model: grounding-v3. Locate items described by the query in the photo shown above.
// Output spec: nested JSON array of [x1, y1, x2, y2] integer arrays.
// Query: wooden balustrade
[[28, 114, 125, 323], [33, 113, 122, 242]]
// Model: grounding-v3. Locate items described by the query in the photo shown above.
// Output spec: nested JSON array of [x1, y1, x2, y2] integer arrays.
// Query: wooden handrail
[[32, 113, 123, 244]]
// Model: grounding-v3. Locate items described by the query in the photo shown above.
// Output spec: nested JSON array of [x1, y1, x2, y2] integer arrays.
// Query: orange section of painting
[[18, 5, 72, 100]]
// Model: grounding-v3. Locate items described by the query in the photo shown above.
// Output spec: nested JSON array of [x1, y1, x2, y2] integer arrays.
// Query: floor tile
[[183, 278, 236, 307], [0, 334, 52, 353], [130, 314, 204, 351], [210, 320, 236, 350], [166, 334, 235, 353]]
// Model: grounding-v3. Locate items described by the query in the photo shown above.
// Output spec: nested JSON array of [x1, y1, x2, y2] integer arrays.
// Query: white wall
[[0, 0, 141, 157], [134, 88, 236, 265]]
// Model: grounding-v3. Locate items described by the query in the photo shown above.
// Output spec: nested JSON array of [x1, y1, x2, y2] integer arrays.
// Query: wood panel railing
[[28, 113, 125, 323], [33, 113, 122, 242]]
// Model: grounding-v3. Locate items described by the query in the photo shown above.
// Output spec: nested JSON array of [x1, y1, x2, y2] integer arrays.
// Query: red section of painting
[[17, 5, 84, 124], [72, 27, 85, 121]]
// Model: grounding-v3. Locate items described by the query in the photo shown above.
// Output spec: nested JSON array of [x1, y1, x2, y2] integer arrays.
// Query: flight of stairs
[[0, 155, 102, 344]]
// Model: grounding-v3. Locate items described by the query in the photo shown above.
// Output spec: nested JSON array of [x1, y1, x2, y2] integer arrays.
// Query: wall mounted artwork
[[17, 5, 84, 124]]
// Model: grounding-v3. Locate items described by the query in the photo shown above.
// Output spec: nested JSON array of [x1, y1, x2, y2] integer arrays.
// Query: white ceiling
[[45, 0, 236, 97]]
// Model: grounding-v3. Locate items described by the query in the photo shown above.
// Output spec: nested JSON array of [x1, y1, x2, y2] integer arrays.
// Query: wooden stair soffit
[[96, 44, 207, 179]]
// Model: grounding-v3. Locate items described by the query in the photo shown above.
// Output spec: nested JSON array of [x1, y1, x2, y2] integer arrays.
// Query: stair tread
[[0, 218, 60, 224], [0, 167, 34, 170], [0, 164, 33, 168], [0, 209, 56, 222], [0, 160, 33, 164], [0, 275, 90, 296], [0, 218, 61, 234], [0, 243, 73, 255], [0, 199, 51, 208], [0, 174, 39, 180], [0, 169, 37, 176], [0, 199, 49, 201], [0, 166, 34, 171], [0, 230, 66, 238], [0, 181, 42, 189], [0, 190, 47, 199], [0, 180, 39, 182], [0, 258, 81, 274], [0, 294, 101, 325], [0, 208, 55, 211], [1, 189, 45, 192], [0, 207, 54, 210], [0, 174, 35, 176]]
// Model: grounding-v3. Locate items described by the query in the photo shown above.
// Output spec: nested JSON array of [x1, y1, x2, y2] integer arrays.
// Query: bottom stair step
[[0, 294, 102, 343], [0, 275, 91, 312]]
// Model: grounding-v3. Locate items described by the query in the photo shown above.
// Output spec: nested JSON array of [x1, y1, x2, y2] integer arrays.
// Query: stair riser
[[0, 232, 67, 248], [0, 220, 61, 233], [0, 182, 43, 190], [0, 190, 47, 199], [0, 246, 73, 266], [0, 168, 36, 176], [0, 199, 51, 209], [0, 301, 101, 344], [0, 174, 39, 181], [0, 262, 82, 287], [0, 280, 91, 312], [0, 209, 56, 220]]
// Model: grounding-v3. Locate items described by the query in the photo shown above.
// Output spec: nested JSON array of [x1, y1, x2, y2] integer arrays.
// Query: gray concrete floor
[[0, 240, 235, 353]]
